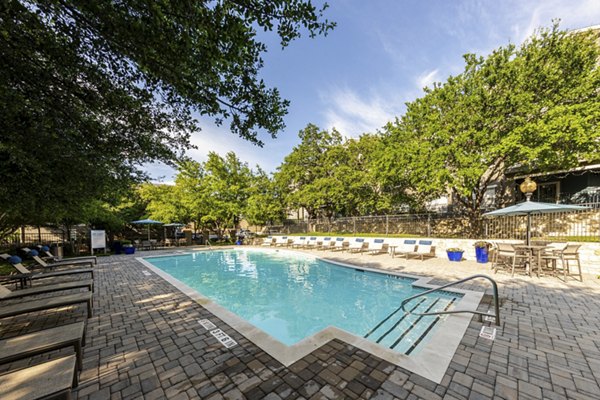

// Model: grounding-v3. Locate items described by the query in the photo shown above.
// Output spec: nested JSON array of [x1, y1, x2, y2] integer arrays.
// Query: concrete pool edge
[[137, 249, 486, 384]]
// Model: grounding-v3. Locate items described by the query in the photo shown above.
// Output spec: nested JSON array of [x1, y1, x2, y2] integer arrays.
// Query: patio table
[[514, 244, 549, 277]]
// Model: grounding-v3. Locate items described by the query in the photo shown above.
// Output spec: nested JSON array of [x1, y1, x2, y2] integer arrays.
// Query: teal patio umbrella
[[131, 219, 163, 240], [483, 201, 590, 245]]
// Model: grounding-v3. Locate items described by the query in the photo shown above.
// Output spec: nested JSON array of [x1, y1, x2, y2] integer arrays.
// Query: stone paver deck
[[1, 246, 599, 399]]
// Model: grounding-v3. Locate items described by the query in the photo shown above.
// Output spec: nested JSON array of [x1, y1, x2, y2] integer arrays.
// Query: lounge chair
[[274, 236, 291, 247], [316, 237, 333, 250], [27, 252, 93, 269], [405, 240, 436, 260], [393, 240, 417, 258], [304, 237, 319, 249], [0, 321, 86, 370], [0, 254, 94, 286], [33, 245, 97, 264], [0, 291, 93, 318], [291, 237, 307, 248], [0, 279, 93, 300], [0, 355, 79, 397], [260, 236, 275, 246], [330, 238, 347, 251], [347, 238, 368, 254], [368, 239, 389, 255]]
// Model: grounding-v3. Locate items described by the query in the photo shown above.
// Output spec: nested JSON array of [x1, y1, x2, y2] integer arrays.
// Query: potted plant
[[122, 240, 135, 255], [446, 248, 464, 262], [473, 241, 490, 263]]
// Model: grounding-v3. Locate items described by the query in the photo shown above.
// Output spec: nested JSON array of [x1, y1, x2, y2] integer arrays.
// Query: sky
[[145, 0, 600, 182]]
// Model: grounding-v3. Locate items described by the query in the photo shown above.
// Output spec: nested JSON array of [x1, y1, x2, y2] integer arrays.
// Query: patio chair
[[34, 245, 97, 265], [290, 237, 307, 248], [542, 244, 583, 282], [491, 243, 529, 277], [405, 240, 436, 260], [368, 239, 389, 255], [0, 254, 94, 287], [330, 238, 347, 252], [0, 291, 93, 318], [0, 279, 93, 300], [0, 321, 86, 371], [0, 355, 79, 398], [347, 238, 368, 254], [394, 240, 417, 258]]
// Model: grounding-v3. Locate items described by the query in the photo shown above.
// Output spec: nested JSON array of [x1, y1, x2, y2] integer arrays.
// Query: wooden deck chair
[[29, 253, 93, 270], [0, 322, 86, 371], [406, 240, 436, 260], [0, 279, 93, 300], [0, 291, 93, 318], [0, 355, 79, 397], [0, 254, 94, 287], [274, 236, 291, 247], [33, 245, 97, 264]]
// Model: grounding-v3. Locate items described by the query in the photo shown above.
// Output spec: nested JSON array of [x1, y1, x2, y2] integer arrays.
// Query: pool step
[[365, 296, 458, 354]]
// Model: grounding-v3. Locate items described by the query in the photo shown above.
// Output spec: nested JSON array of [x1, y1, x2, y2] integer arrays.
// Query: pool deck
[[1, 246, 599, 399]]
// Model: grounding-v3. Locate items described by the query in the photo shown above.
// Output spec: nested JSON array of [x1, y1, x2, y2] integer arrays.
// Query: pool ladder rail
[[399, 274, 501, 326], [364, 274, 500, 355]]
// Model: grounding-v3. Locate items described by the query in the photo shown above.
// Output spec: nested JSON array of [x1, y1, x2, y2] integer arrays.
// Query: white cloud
[[319, 86, 404, 138], [416, 69, 440, 90]]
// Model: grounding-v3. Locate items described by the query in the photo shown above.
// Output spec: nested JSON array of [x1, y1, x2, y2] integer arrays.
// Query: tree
[[200, 152, 254, 236], [0, 0, 334, 239], [245, 168, 286, 226], [274, 124, 343, 219], [382, 23, 600, 235]]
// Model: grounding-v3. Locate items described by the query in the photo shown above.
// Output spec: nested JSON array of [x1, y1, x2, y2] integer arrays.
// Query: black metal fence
[[270, 208, 600, 242]]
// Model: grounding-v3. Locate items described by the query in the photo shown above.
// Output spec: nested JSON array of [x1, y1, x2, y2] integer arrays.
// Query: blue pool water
[[146, 249, 459, 354]]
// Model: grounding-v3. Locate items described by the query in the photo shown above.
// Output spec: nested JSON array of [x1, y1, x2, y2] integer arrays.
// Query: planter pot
[[475, 247, 489, 263], [447, 251, 464, 262], [124, 247, 135, 255]]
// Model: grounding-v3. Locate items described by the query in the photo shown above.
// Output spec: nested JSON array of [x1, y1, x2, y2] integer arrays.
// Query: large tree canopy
[[381, 24, 600, 233], [0, 0, 334, 236]]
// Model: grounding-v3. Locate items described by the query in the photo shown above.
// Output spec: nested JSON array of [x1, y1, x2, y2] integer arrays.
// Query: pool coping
[[137, 248, 485, 384]]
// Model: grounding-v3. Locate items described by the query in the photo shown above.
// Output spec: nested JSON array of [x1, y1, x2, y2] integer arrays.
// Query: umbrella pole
[[526, 213, 531, 246], [148, 225, 150, 241]]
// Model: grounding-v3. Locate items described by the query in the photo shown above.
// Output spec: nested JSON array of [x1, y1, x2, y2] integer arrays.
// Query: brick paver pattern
[[1, 247, 599, 399]]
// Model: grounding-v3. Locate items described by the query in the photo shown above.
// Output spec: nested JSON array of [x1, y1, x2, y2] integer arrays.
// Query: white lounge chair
[[274, 236, 291, 247], [291, 237, 307, 248], [330, 238, 347, 251], [317, 237, 334, 250], [406, 240, 436, 260], [261, 236, 275, 246], [394, 240, 417, 258], [368, 239, 388, 255], [347, 238, 368, 254], [304, 237, 319, 249]]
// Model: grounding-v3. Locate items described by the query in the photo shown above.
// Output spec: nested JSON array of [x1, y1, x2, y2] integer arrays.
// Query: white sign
[[90, 230, 106, 250]]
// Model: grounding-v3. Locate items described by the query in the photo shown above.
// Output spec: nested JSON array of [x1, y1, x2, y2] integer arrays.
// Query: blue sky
[[146, 0, 600, 182]]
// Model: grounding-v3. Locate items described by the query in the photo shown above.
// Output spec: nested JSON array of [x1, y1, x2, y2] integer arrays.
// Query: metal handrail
[[400, 274, 501, 326]]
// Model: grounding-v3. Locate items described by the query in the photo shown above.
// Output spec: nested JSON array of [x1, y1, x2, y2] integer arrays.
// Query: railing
[[400, 274, 501, 326]]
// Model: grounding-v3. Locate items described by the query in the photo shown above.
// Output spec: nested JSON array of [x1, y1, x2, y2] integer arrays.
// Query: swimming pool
[[144, 249, 460, 354]]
